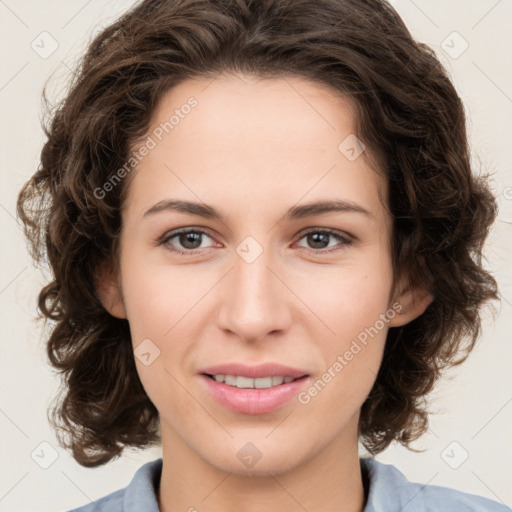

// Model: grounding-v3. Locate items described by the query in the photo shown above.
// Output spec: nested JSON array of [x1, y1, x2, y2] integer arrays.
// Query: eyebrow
[[143, 198, 372, 222]]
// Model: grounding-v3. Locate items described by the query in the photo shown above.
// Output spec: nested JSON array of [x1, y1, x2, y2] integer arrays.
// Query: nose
[[216, 244, 292, 343]]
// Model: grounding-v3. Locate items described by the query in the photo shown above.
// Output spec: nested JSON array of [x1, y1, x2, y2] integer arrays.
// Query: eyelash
[[158, 227, 353, 256]]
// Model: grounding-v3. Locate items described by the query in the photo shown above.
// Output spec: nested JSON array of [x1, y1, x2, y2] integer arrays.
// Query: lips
[[198, 362, 310, 414]]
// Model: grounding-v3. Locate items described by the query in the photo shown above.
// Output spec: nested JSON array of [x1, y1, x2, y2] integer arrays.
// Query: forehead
[[152, 73, 357, 152], [123, 73, 387, 225]]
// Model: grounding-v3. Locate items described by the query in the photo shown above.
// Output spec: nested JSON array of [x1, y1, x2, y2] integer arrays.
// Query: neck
[[157, 420, 366, 512]]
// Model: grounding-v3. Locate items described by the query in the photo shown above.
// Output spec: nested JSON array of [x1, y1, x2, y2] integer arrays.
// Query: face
[[98, 73, 424, 476]]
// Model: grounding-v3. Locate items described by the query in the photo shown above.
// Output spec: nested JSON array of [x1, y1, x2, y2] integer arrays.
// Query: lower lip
[[200, 374, 310, 415]]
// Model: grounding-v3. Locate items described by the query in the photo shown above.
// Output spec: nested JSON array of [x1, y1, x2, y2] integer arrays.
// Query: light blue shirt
[[66, 457, 510, 511]]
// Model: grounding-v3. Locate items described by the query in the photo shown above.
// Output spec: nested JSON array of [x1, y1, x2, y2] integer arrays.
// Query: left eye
[[160, 229, 215, 253], [160, 228, 351, 255], [295, 229, 352, 253]]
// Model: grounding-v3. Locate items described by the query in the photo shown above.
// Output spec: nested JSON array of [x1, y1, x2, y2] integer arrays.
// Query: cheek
[[291, 260, 392, 400], [120, 260, 199, 416], [296, 287, 389, 421], [119, 252, 212, 343], [291, 257, 393, 339]]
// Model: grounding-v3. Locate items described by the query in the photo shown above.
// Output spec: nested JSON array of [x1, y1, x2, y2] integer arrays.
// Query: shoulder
[[64, 458, 163, 512], [361, 458, 511, 512]]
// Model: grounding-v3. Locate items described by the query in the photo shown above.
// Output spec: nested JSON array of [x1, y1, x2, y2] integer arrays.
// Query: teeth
[[211, 374, 297, 389]]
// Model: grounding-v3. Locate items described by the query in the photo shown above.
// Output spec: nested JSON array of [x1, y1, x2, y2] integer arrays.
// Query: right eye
[[159, 228, 217, 255]]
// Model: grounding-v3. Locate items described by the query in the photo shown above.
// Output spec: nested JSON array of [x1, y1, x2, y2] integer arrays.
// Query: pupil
[[180, 232, 201, 249], [308, 233, 329, 249]]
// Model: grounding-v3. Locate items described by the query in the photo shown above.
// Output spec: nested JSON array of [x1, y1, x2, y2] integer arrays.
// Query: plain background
[[1, 0, 511, 510]]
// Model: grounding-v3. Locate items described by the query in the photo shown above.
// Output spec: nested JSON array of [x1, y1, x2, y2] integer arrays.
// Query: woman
[[17, 0, 508, 510]]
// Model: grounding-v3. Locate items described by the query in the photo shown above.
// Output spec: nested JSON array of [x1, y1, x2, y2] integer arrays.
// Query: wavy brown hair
[[17, 0, 498, 467]]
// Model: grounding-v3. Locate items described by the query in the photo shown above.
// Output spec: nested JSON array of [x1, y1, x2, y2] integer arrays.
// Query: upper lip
[[199, 363, 309, 379]]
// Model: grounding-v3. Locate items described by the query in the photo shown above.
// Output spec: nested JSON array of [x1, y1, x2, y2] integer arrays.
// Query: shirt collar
[[122, 457, 418, 512], [361, 457, 426, 511], [123, 458, 162, 512]]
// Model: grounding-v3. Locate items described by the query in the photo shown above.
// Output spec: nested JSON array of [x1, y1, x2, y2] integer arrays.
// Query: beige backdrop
[[1, 0, 511, 510]]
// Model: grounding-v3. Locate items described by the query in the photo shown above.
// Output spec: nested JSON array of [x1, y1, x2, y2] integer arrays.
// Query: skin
[[97, 73, 431, 512]]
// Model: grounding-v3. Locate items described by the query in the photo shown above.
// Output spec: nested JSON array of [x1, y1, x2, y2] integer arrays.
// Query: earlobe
[[94, 260, 127, 319], [388, 281, 433, 328]]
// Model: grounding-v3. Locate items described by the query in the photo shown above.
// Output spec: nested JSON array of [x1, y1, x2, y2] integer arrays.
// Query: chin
[[200, 438, 311, 477]]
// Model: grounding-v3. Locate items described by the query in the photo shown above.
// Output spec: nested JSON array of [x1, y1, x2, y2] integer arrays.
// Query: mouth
[[198, 365, 311, 415]]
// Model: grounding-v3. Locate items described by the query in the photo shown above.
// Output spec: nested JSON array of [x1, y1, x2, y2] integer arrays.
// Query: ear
[[388, 278, 433, 328], [94, 260, 127, 319]]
